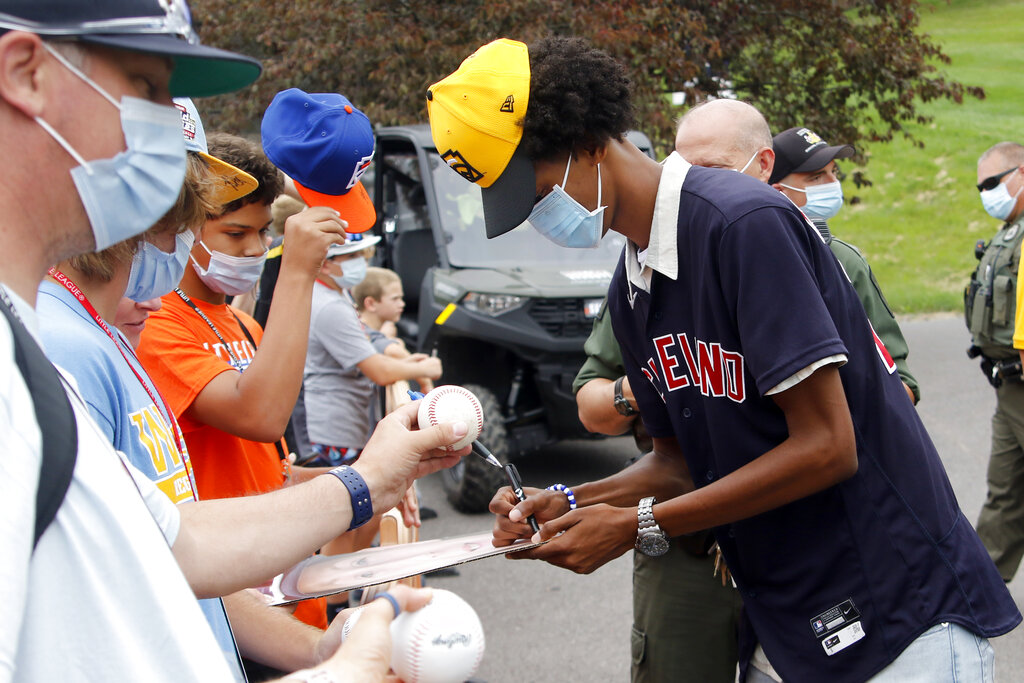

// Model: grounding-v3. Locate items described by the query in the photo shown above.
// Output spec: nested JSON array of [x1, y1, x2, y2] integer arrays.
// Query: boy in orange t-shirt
[[138, 134, 346, 635]]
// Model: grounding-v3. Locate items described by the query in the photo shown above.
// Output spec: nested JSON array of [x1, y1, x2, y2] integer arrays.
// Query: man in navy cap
[[0, 2, 466, 680]]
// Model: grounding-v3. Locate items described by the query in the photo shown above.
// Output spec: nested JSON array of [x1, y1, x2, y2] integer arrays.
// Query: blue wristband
[[373, 591, 402, 618], [547, 484, 577, 510], [329, 465, 373, 530]]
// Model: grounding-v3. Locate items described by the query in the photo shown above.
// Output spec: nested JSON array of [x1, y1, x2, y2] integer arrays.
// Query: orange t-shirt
[[138, 291, 327, 630]]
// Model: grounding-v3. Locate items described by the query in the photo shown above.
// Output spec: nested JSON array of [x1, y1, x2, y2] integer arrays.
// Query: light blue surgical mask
[[125, 230, 195, 302], [36, 43, 186, 252], [527, 155, 605, 249], [191, 241, 267, 296], [781, 180, 844, 220], [981, 173, 1022, 221], [332, 256, 367, 289]]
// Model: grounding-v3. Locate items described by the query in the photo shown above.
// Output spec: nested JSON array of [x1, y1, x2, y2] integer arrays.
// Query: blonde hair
[[270, 194, 306, 236], [67, 152, 218, 282], [353, 266, 401, 311]]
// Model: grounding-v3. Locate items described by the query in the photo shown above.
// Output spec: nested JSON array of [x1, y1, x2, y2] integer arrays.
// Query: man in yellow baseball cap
[[429, 36, 1020, 683], [427, 38, 534, 238]]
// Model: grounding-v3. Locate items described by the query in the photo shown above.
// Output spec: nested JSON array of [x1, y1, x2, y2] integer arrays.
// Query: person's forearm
[[361, 355, 441, 386], [175, 474, 354, 598], [575, 378, 633, 436], [572, 442, 694, 509], [175, 403, 467, 598], [233, 268, 315, 432], [226, 590, 323, 672], [655, 367, 857, 537]]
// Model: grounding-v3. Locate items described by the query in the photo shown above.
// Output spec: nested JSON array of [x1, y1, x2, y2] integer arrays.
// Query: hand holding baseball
[[355, 401, 470, 512], [313, 584, 434, 683], [416, 385, 485, 451], [342, 589, 486, 683]]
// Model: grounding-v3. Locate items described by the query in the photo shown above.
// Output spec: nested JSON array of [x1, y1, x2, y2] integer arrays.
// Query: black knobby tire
[[442, 383, 509, 513]]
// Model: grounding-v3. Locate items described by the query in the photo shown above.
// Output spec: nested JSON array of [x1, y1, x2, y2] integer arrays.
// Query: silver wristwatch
[[636, 496, 670, 557]]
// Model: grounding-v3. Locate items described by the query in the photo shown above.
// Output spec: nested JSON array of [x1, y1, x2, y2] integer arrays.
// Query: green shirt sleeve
[[830, 239, 920, 402], [572, 298, 626, 394]]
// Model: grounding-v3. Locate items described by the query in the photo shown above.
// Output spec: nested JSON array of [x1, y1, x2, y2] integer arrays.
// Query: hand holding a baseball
[[311, 584, 434, 683], [354, 401, 471, 513]]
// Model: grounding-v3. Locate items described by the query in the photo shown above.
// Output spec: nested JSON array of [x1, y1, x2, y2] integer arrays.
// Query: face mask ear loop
[[34, 115, 91, 170], [779, 182, 807, 194], [1010, 169, 1024, 201], [738, 151, 758, 174], [41, 41, 121, 110], [561, 153, 573, 188], [596, 163, 603, 209]]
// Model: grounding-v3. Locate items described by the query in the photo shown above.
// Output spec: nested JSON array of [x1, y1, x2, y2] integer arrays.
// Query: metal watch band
[[329, 465, 373, 530], [637, 496, 659, 533]]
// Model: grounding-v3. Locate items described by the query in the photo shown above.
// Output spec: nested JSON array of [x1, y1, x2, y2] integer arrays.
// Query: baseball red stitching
[[423, 387, 484, 452]]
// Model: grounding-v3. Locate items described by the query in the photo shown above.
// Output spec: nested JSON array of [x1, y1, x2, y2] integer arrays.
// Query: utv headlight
[[462, 292, 527, 316]]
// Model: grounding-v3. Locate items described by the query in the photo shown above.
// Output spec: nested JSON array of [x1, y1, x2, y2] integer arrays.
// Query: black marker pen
[[504, 462, 540, 533]]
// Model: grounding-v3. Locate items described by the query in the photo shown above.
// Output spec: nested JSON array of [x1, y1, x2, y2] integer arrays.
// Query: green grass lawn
[[832, 0, 1024, 312]]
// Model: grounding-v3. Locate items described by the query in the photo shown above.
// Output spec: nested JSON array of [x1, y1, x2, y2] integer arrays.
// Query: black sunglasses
[[977, 167, 1017, 192]]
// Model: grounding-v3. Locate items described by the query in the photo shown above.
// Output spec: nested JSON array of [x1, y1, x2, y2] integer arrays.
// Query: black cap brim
[[774, 143, 856, 184], [481, 145, 536, 239], [79, 34, 261, 98]]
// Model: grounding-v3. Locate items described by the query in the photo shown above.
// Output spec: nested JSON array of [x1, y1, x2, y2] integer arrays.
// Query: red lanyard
[[48, 268, 197, 498]]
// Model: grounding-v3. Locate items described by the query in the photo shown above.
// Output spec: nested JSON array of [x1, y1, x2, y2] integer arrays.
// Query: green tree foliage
[[190, 0, 981, 169]]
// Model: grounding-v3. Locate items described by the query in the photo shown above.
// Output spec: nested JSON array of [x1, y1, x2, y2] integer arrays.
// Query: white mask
[[190, 240, 267, 296]]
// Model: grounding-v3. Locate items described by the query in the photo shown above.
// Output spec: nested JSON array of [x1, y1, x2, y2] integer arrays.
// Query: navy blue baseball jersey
[[608, 155, 1019, 682]]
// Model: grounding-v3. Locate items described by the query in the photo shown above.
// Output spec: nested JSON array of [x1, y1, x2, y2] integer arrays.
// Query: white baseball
[[341, 589, 485, 683], [417, 385, 484, 451]]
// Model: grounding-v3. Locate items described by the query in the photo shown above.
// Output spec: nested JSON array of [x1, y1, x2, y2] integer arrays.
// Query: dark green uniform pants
[[631, 540, 743, 683], [977, 379, 1024, 581]]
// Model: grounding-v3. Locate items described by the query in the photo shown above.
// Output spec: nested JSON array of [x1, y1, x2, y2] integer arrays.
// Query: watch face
[[639, 532, 670, 557], [614, 397, 636, 416]]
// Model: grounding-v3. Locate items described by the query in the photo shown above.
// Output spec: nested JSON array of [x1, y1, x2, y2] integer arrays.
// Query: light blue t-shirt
[[37, 281, 245, 682]]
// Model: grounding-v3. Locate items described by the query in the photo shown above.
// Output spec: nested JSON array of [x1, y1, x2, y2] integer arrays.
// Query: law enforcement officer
[[970, 141, 1024, 581]]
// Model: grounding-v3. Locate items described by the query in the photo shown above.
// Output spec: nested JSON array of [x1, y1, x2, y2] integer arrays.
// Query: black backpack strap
[[0, 299, 78, 549]]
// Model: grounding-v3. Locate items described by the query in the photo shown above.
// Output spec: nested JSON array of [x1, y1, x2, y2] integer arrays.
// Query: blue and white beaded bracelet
[[547, 484, 577, 510]]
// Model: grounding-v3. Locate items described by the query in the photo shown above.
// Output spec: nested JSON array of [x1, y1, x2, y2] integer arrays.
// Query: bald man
[[676, 100, 919, 404]]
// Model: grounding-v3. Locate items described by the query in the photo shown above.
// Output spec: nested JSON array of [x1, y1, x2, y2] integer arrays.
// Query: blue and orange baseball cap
[[427, 38, 533, 239], [261, 88, 377, 233]]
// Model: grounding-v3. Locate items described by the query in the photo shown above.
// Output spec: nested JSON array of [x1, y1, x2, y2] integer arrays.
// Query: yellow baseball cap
[[427, 39, 535, 238], [175, 98, 258, 205]]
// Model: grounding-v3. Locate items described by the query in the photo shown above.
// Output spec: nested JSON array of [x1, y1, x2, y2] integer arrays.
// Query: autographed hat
[[326, 232, 381, 258], [0, 0, 262, 97], [175, 98, 257, 205], [261, 88, 377, 233], [427, 38, 533, 239], [769, 127, 854, 185]]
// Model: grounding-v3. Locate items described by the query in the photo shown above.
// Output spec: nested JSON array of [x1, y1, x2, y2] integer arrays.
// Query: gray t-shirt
[[303, 285, 380, 448]]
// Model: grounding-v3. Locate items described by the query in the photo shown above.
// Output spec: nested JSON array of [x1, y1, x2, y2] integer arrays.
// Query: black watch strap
[[614, 376, 638, 416], [329, 465, 373, 530]]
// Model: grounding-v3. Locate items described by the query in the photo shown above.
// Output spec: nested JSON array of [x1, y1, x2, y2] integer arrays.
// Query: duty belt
[[968, 345, 1023, 388]]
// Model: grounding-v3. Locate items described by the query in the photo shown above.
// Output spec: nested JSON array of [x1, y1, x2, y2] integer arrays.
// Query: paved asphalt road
[[410, 313, 1023, 682]]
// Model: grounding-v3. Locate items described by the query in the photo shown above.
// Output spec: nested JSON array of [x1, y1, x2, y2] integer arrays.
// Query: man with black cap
[[428, 37, 1018, 682], [0, 2, 466, 680], [766, 126, 919, 404]]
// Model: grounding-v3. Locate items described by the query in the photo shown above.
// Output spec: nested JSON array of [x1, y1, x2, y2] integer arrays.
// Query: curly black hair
[[520, 37, 635, 161], [206, 132, 284, 216]]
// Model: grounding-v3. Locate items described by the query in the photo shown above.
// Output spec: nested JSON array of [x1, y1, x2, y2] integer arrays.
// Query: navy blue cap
[[261, 88, 377, 232], [0, 0, 261, 98]]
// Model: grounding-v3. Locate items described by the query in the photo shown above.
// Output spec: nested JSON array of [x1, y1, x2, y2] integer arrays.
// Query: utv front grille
[[528, 299, 591, 338]]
